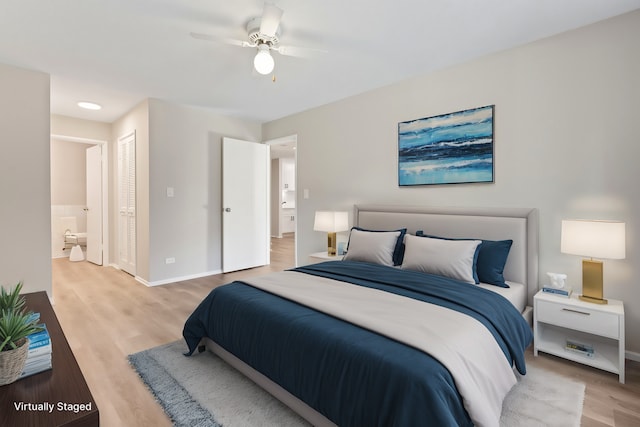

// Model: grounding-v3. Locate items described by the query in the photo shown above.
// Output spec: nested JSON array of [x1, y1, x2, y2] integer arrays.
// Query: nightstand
[[307, 251, 344, 265], [533, 290, 625, 383]]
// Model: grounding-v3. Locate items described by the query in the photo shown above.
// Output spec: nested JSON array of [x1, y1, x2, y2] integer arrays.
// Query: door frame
[[51, 134, 109, 266], [265, 134, 298, 267], [85, 144, 103, 265]]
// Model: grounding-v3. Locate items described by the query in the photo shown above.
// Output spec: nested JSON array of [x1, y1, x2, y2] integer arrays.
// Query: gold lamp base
[[327, 232, 337, 256], [579, 259, 607, 304]]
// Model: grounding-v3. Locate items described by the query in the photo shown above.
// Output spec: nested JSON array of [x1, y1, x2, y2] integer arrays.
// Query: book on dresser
[[541, 286, 573, 297], [20, 321, 52, 378]]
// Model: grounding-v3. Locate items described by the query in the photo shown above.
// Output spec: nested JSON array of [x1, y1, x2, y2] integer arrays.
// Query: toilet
[[61, 216, 86, 261], [69, 245, 85, 262]]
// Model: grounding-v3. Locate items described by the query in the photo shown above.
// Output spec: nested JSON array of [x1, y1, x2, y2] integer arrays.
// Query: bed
[[183, 205, 538, 427]]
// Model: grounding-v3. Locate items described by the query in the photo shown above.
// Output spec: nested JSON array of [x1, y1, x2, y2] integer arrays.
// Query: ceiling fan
[[191, 2, 321, 76]]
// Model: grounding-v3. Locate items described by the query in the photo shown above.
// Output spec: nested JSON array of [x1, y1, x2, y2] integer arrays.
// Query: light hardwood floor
[[51, 233, 639, 427]]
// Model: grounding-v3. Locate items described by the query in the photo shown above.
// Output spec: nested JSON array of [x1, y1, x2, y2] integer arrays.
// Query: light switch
[[303, 189, 309, 199], [166, 187, 174, 197]]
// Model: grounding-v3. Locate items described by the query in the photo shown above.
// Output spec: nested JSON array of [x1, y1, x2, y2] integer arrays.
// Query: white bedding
[[478, 281, 527, 313], [245, 270, 517, 427]]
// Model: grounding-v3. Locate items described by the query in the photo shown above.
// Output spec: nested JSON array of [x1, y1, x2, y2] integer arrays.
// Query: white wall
[[0, 63, 51, 295], [51, 114, 111, 141], [263, 11, 640, 353], [109, 99, 262, 285], [146, 99, 262, 284], [50, 139, 87, 206]]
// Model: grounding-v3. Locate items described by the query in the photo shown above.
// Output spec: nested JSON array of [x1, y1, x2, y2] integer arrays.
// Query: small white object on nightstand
[[546, 272, 568, 288], [533, 289, 625, 383], [307, 251, 344, 265]]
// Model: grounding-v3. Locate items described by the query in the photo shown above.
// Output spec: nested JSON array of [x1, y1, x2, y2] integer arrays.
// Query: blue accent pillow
[[415, 231, 512, 287], [475, 239, 513, 288], [350, 227, 407, 266]]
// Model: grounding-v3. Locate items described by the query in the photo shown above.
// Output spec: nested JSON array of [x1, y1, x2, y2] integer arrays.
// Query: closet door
[[118, 132, 136, 275]]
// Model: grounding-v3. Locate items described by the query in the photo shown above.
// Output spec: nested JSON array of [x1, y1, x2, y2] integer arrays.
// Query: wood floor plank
[[51, 234, 295, 427], [49, 233, 640, 427]]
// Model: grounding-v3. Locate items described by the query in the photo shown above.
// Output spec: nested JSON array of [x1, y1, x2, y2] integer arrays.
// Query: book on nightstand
[[565, 339, 594, 358], [542, 286, 573, 297]]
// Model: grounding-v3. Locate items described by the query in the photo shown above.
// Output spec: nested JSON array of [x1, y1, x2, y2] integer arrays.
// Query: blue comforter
[[183, 261, 532, 427]]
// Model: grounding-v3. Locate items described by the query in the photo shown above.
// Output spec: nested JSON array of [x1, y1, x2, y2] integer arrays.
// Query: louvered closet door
[[118, 132, 136, 275]]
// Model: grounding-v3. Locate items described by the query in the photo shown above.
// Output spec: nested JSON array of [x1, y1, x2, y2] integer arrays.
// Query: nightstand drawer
[[536, 300, 619, 338]]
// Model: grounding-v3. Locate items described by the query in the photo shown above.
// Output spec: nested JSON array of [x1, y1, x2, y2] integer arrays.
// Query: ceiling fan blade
[[260, 3, 283, 37], [190, 32, 218, 42], [190, 32, 254, 48], [273, 45, 327, 58], [225, 38, 254, 48]]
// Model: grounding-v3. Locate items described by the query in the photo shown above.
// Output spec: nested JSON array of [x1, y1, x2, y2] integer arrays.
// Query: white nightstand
[[307, 251, 344, 265], [533, 290, 625, 383]]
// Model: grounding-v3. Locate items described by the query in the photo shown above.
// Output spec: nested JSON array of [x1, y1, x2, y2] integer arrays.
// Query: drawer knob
[[562, 308, 590, 315]]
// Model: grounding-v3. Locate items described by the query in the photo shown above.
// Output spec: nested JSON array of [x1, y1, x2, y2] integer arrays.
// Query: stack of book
[[20, 314, 52, 379], [565, 339, 594, 358], [542, 286, 573, 297]]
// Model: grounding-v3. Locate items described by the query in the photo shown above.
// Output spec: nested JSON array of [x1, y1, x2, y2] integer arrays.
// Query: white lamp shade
[[561, 219, 625, 259], [254, 48, 274, 75], [314, 211, 349, 233]]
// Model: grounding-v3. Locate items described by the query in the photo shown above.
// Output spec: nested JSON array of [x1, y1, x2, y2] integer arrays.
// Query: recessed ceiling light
[[77, 101, 102, 110]]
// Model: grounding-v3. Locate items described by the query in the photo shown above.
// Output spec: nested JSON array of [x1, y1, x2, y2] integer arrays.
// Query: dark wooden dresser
[[0, 291, 99, 426]]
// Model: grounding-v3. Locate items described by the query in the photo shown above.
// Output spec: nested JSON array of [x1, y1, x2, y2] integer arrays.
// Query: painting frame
[[398, 105, 495, 186]]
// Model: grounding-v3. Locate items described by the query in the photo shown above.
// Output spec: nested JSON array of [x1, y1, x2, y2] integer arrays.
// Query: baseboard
[[626, 350, 640, 362], [138, 269, 224, 287]]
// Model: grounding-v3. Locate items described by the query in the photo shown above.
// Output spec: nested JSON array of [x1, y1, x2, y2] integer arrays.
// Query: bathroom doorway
[[50, 134, 109, 265]]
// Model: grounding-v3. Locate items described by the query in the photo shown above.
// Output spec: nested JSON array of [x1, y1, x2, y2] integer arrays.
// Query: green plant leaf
[[0, 308, 42, 352], [0, 282, 26, 313]]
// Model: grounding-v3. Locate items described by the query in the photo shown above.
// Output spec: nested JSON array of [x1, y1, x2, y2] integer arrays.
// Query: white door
[[85, 145, 102, 265], [118, 132, 136, 275], [222, 137, 269, 272]]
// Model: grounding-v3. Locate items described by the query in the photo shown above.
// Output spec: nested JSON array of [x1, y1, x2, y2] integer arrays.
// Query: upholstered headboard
[[354, 205, 539, 306]]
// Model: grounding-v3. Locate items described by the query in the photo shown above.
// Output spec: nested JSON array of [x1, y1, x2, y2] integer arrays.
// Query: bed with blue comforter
[[183, 260, 532, 427]]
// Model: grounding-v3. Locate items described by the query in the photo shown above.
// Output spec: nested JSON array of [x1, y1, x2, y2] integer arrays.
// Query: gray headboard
[[354, 205, 539, 305]]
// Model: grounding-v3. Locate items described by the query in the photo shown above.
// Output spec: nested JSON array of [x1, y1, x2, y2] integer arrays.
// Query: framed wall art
[[398, 105, 494, 186]]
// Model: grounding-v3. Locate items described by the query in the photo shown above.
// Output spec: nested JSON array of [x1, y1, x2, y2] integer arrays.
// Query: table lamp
[[314, 211, 349, 255], [561, 219, 625, 304]]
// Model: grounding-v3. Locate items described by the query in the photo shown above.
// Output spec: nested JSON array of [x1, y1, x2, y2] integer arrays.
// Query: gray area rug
[[129, 340, 585, 427]]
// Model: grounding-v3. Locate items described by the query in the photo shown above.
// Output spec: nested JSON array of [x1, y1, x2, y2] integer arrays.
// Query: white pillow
[[343, 229, 401, 266], [401, 234, 481, 284]]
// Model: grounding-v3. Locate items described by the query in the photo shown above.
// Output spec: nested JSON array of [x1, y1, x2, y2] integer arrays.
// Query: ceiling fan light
[[254, 48, 274, 75]]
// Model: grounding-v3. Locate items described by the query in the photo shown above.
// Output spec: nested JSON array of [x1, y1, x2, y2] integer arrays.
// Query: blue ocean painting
[[398, 105, 494, 185]]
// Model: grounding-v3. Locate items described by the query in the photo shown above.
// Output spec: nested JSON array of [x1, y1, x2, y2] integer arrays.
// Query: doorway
[[50, 134, 108, 265], [266, 135, 297, 268]]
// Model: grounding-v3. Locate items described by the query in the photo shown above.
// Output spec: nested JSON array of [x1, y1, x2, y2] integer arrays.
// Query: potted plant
[[0, 282, 42, 385]]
